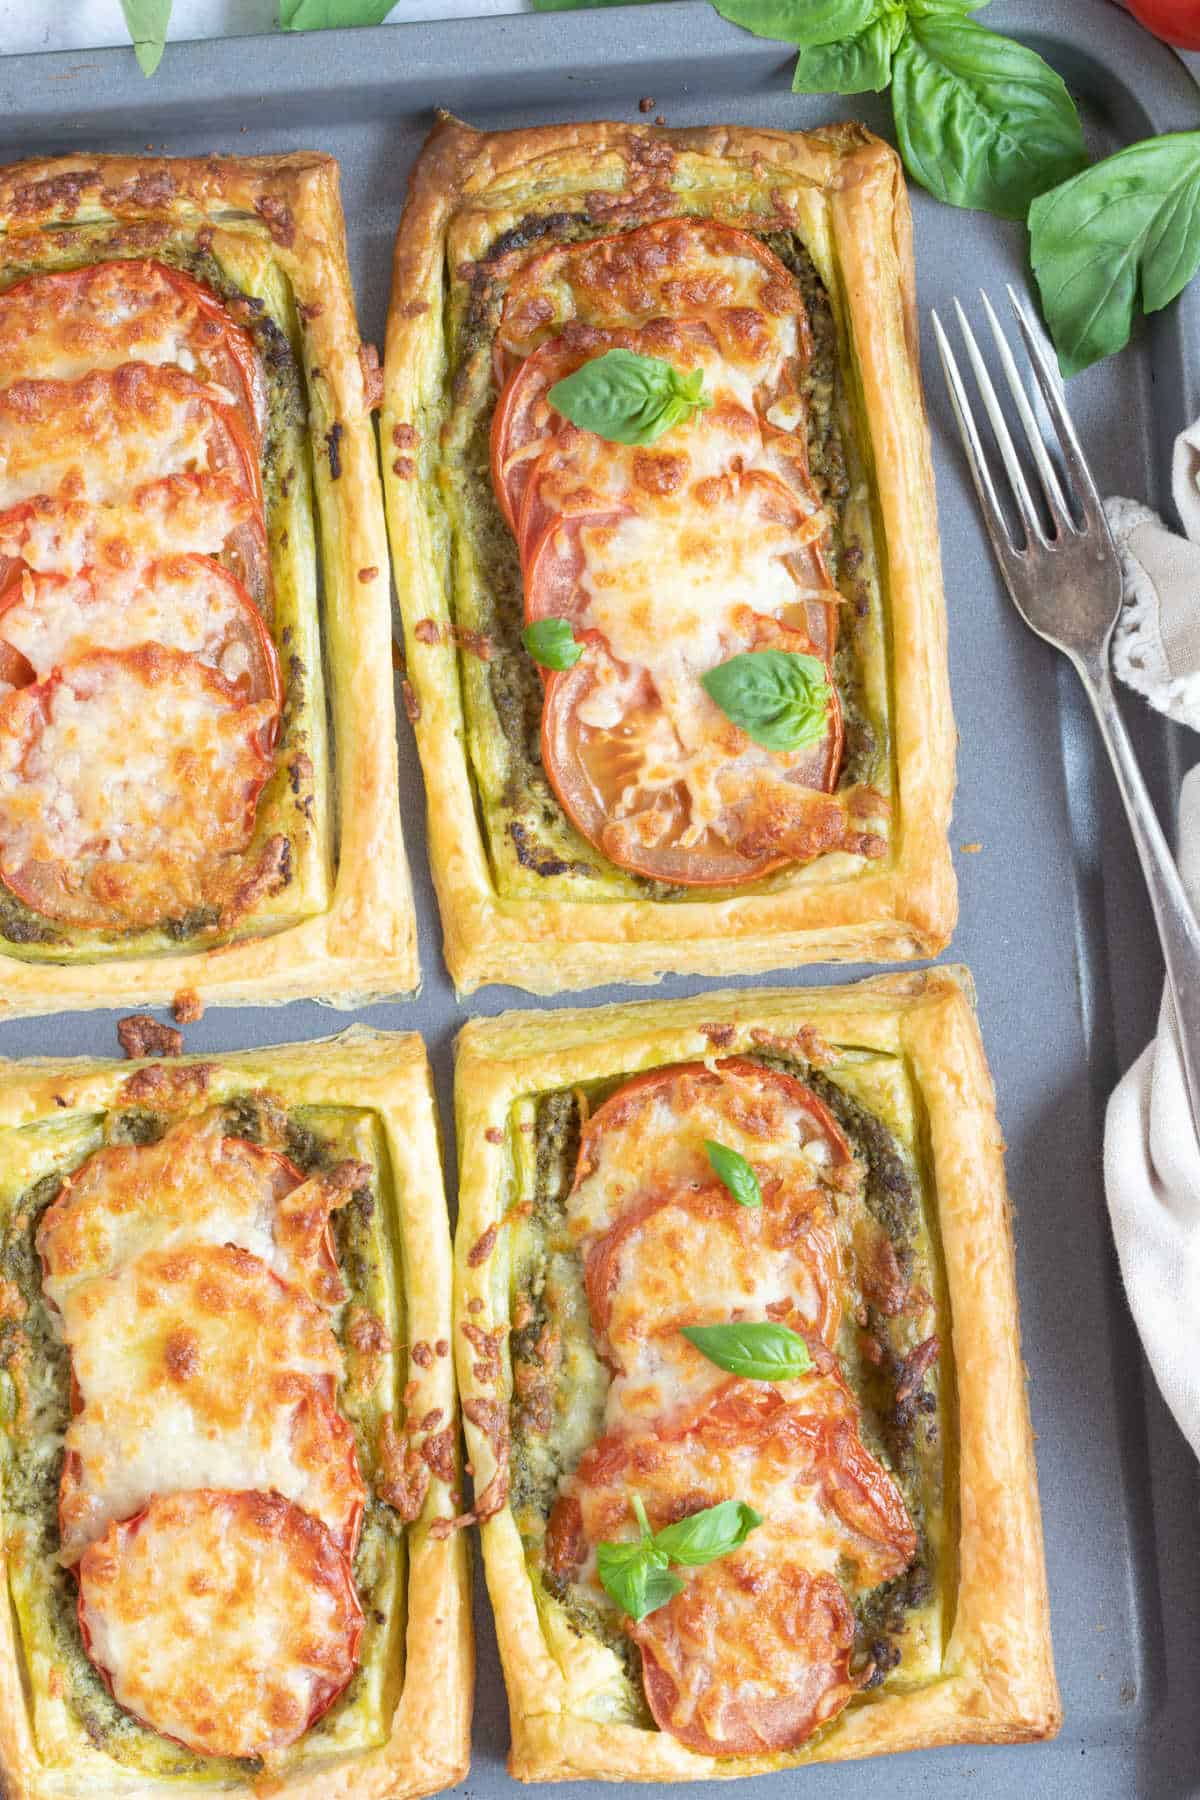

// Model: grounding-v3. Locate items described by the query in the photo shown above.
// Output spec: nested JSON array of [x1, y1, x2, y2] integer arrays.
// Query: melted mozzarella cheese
[[0, 647, 272, 867], [37, 1113, 347, 1312], [499, 220, 805, 394], [78, 1489, 361, 1760], [0, 365, 244, 515], [58, 1243, 364, 1564], [0, 558, 259, 689], [595, 1183, 842, 1425], [0, 261, 245, 406], [0, 471, 254, 579]]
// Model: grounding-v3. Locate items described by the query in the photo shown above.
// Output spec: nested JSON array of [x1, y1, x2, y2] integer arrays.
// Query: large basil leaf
[[712, 0, 877, 44], [1030, 133, 1200, 377], [701, 648, 831, 753], [653, 1500, 762, 1566], [890, 13, 1086, 220], [121, 0, 172, 74], [682, 1320, 814, 1380], [791, 7, 905, 94], [548, 349, 711, 447]]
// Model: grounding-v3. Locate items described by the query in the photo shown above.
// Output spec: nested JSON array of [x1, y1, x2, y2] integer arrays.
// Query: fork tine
[[978, 289, 1074, 536], [951, 298, 1045, 548], [1006, 284, 1111, 537], [931, 310, 1023, 566]]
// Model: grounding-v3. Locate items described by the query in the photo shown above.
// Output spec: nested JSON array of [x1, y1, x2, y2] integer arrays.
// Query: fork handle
[[1080, 655, 1200, 1141]]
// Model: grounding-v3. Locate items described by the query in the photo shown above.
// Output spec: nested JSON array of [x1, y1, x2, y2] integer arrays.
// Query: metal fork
[[934, 286, 1200, 1146]]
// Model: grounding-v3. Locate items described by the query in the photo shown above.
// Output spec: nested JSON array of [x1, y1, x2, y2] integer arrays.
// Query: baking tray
[[0, 2, 1197, 1795]]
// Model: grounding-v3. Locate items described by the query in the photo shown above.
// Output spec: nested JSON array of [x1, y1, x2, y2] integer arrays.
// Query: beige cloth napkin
[[1103, 429, 1200, 1461]]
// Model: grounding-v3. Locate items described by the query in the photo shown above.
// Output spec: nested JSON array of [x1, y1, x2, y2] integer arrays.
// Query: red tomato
[[1122, 0, 1200, 50], [539, 629, 845, 887], [633, 1557, 859, 1756]]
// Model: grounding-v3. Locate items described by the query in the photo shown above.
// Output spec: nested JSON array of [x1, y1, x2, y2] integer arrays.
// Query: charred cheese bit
[[37, 1112, 348, 1312], [57, 1243, 365, 1563], [0, 260, 264, 436], [0, 557, 279, 701], [496, 219, 809, 393], [0, 646, 275, 929], [569, 1060, 853, 1245], [0, 364, 258, 518], [77, 1489, 362, 1760]]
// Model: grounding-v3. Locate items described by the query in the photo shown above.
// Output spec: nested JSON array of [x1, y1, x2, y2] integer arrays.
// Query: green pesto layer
[[0, 222, 332, 962], [437, 208, 890, 905], [504, 1050, 953, 1742], [0, 1093, 406, 1785]]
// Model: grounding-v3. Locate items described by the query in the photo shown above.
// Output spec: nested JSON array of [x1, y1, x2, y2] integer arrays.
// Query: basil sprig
[[522, 617, 583, 671], [597, 1495, 762, 1621], [702, 649, 831, 753], [281, 0, 397, 24], [1030, 133, 1200, 377], [547, 349, 712, 447], [682, 1320, 814, 1380], [705, 1139, 762, 1208], [713, 0, 1085, 222]]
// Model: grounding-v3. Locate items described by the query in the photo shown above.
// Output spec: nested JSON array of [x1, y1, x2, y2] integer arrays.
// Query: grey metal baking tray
[[0, 2, 1197, 1794]]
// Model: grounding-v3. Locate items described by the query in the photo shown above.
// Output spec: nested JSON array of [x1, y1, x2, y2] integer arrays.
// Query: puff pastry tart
[[0, 153, 415, 1016], [384, 116, 955, 993], [454, 971, 1059, 1779], [0, 1027, 470, 1800]]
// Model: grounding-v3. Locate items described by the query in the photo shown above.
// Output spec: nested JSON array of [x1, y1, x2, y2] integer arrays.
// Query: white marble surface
[[0, 0, 528, 57]]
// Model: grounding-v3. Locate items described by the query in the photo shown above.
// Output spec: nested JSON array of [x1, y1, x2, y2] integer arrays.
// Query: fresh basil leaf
[[906, 0, 990, 13], [533, 0, 662, 9], [704, 1139, 762, 1209], [1030, 133, 1200, 377], [121, 0, 172, 74], [653, 1499, 763, 1566], [682, 1320, 814, 1380], [712, 0, 876, 45], [522, 618, 583, 671], [890, 13, 1086, 220], [280, 0, 396, 27], [701, 648, 831, 752], [596, 1538, 683, 1622], [547, 349, 712, 447], [791, 6, 904, 94]]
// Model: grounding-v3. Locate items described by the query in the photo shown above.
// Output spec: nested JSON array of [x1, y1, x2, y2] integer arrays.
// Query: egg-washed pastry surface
[[454, 973, 1058, 1779], [0, 1029, 470, 1800], [0, 154, 414, 1016], [384, 116, 955, 993]]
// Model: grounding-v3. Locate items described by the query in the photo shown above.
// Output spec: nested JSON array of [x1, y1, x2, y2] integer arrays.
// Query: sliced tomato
[[497, 218, 812, 386], [0, 259, 265, 440], [0, 555, 281, 720], [0, 645, 277, 930], [576, 1058, 853, 1194], [540, 630, 845, 886], [632, 1555, 858, 1755], [492, 317, 727, 543], [76, 1489, 362, 1759], [523, 511, 629, 637]]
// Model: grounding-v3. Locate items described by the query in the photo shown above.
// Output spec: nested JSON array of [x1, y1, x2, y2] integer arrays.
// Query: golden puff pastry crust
[[0, 153, 416, 1016], [383, 114, 955, 994], [0, 1025, 470, 1800], [453, 971, 1058, 1779]]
